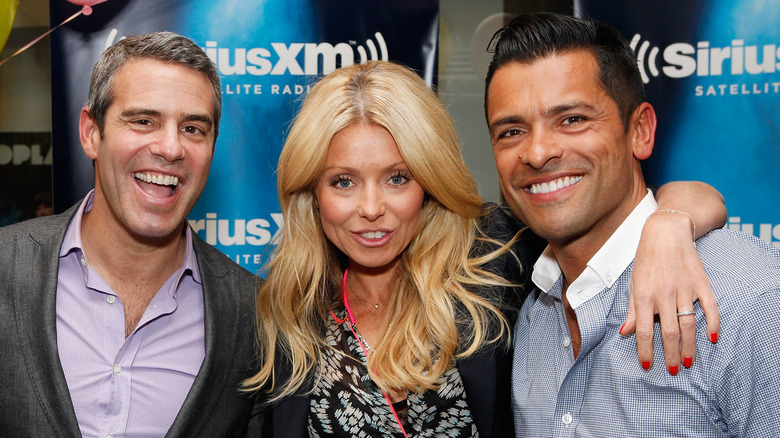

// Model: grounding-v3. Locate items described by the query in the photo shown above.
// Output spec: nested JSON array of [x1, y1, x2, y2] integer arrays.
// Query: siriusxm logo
[[188, 213, 283, 246], [102, 28, 388, 77], [630, 34, 780, 84], [204, 33, 388, 76]]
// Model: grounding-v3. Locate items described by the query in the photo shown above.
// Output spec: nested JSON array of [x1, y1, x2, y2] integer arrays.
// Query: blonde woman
[[245, 61, 725, 437]]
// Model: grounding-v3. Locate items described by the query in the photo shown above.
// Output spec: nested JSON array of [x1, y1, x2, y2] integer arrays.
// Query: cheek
[[493, 150, 515, 180], [396, 191, 425, 226], [189, 147, 214, 172], [316, 194, 352, 232]]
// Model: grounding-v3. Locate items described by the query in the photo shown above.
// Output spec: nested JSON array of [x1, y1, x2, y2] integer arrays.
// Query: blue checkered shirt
[[512, 202, 780, 437]]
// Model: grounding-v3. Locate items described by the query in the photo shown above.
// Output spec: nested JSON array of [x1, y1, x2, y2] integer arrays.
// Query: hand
[[621, 210, 721, 374]]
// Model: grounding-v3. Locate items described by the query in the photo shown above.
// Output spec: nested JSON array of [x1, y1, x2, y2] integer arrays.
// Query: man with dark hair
[[0, 32, 259, 436], [485, 13, 780, 437]]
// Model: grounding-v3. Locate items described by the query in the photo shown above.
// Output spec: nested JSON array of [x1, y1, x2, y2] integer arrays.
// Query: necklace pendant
[[373, 303, 380, 309]]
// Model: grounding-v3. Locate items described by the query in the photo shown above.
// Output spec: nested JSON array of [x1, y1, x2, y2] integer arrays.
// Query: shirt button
[[563, 336, 571, 348], [80, 257, 87, 266], [107, 296, 116, 304], [113, 364, 121, 374], [562, 412, 573, 425], [107, 435, 113, 438], [606, 274, 613, 283]]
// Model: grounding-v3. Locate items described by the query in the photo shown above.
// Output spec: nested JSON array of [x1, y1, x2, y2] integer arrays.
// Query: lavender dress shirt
[[56, 191, 205, 438]]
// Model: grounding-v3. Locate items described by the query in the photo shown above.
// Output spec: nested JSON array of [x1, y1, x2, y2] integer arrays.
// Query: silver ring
[[677, 310, 696, 317]]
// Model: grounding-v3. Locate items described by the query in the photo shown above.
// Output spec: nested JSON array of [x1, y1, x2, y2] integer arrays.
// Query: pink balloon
[[66, 0, 107, 16]]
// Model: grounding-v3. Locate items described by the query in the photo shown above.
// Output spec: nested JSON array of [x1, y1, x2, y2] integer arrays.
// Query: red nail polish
[[710, 333, 718, 343], [683, 357, 693, 368], [619, 323, 626, 335], [669, 366, 679, 376], [641, 361, 651, 370]]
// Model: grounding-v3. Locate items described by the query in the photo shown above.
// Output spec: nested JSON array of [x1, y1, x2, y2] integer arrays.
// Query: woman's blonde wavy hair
[[244, 61, 519, 400]]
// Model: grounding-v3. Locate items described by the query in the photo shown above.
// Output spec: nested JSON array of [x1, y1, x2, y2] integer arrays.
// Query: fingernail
[[641, 361, 651, 370], [669, 365, 679, 376], [619, 323, 625, 335], [710, 333, 718, 343], [683, 357, 693, 368]]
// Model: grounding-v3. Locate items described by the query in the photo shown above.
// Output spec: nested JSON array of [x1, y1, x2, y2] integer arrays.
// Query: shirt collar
[[531, 189, 657, 309], [60, 190, 201, 285]]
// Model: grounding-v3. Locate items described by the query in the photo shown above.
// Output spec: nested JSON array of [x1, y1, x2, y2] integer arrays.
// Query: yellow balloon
[[0, 0, 19, 55]]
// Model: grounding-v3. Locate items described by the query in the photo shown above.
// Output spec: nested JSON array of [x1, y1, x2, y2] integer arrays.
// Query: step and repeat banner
[[576, 0, 780, 249], [50, 0, 439, 273]]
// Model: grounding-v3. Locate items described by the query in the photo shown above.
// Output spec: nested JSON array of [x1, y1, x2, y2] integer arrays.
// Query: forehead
[[326, 123, 400, 162], [109, 59, 216, 112], [487, 50, 609, 118]]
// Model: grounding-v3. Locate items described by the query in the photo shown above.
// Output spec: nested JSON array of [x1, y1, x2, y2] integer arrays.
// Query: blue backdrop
[[576, 0, 780, 249]]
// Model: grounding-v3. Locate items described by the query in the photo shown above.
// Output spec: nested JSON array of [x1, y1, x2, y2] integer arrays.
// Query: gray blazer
[[0, 203, 261, 437]]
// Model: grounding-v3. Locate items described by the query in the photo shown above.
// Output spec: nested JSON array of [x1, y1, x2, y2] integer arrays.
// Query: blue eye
[[331, 176, 354, 189], [390, 175, 406, 185]]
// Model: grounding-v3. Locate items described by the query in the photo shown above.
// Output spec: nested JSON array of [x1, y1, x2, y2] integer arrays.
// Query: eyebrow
[[321, 161, 409, 174], [544, 101, 596, 117], [489, 115, 525, 132]]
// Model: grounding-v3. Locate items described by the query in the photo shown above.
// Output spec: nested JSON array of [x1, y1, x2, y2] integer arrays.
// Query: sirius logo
[[630, 33, 780, 84], [204, 32, 388, 76], [189, 213, 283, 246], [629, 34, 661, 84]]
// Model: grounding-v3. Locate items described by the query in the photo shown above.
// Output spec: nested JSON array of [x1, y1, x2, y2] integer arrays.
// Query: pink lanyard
[[330, 268, 410, 438]]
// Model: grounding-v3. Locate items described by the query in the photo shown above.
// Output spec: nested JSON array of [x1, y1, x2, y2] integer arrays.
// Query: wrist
[[652, 208, 696, 241]]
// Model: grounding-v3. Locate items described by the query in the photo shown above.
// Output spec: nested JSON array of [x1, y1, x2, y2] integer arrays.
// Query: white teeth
[[529, 175, 582, 194], [134, 172, 179, 187], [361, 231, 386, 239]]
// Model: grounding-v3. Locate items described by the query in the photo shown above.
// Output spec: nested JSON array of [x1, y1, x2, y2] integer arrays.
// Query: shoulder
[[695, 230, 780, 348], [0, 206, 78, 249], [697, 229, 780, 293]]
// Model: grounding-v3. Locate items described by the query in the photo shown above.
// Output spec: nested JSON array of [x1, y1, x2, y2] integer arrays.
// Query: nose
[[357, 183, 386, 221], [520, 129, 563, 169], [149, 124, 185, 162]]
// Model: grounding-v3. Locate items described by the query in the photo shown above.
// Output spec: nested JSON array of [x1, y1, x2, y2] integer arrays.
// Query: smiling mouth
[[134, 172, 179, 197], [361, 231, 387, 239], [528, 175, 582, 194]]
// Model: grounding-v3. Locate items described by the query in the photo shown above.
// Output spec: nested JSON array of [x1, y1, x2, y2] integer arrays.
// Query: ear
[[79, 106, 100, 160], [630, 102, 656, 160]]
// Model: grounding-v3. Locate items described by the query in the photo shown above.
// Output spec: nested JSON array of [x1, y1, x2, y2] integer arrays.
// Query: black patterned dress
[[307, 307, 478, 437]]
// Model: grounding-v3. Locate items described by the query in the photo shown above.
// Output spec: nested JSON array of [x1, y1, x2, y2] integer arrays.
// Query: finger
[[678, 312, 697, 368], [677, 287, 697, 368], [696, 284, 721, 344], [621, 290, 637, 336], [633, 291, 656, 371], [659, 296, 682, 375]]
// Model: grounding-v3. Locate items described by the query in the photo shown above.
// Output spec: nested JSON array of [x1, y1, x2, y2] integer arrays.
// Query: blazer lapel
[[12, 209, 82, 437], [166, 236, 243, 435]]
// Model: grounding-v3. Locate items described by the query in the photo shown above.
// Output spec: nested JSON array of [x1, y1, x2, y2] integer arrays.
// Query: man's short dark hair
[[484, 12, 645, 130]]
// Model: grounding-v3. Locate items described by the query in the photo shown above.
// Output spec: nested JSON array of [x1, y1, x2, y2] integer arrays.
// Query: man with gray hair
[[0, 32, 259, 436]]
